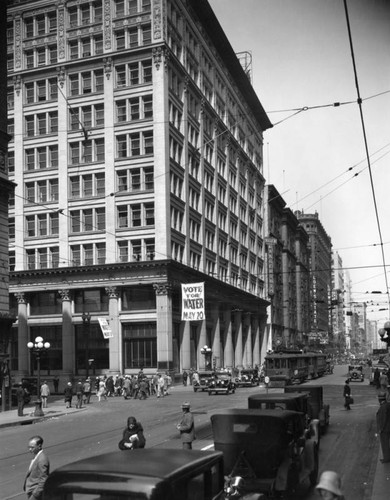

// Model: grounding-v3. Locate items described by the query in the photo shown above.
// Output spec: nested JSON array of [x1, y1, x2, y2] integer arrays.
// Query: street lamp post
[[27, 336, 50, 417], [200, 345, 212, 370]]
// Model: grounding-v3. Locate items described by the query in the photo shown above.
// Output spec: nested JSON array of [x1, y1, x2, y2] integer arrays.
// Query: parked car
[[285, 385, 330, 435], [248, 392, 320, 447], [193, 370, 214, 392], [208, 371, 236, 395], [348, 364, 365, 382], [43, 449, 262, 500], [211, 409, 319, 498], [235, 369, 260, 387]]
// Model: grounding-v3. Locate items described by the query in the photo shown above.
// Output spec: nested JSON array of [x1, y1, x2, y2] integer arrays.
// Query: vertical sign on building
[[181, 283, 205, 321], [98, 317, 113, 339]]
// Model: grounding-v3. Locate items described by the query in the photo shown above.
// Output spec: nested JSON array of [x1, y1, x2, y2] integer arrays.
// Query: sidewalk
[[0, 402, 87, 429]]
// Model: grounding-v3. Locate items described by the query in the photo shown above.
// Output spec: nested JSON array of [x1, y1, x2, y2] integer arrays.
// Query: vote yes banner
[[181, 282, 205, 321]]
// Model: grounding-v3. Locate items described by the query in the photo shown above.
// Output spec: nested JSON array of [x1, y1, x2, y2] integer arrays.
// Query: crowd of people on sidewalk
[[60, 370, 174, 408]]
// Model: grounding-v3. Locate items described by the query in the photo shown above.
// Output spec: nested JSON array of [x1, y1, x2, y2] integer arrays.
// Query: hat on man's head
[[181, 401, 191, 409], [67, 382, 72, 386], [316, 471, 343, 497]]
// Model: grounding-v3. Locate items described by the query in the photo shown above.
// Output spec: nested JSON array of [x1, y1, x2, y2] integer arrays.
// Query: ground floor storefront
[[9, 260, 269, 385]]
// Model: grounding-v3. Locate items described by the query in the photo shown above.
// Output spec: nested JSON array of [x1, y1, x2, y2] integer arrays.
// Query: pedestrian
[[373, 367, 380, 389], [53, 375, 59, 394], [40, 381, 50, 409], [157, 373, 164, 398], [75, 380, 84, 409], [177, 401, 196, 449], [376, 391, 390, 463], [118, 416, 146, 450], [165, 372, 172, 395], [105, 375, 114, 397], [82, 378, 91, 404], [122, 376, 131, 399], [64, 382, 73, 408], [23, 435, 50, 500], [97, 377, 107, 402], [343, 379, 351, 410], [189, 369, 194, 385], [380, 371, 388, 391], [16, 382, 26, 417], [152, 372, 159, 395], [315, 470, 344, 499], [138, 378, 148, 399], [183, 370, 188, 386]]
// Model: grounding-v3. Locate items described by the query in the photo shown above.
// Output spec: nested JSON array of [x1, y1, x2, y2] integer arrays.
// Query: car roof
[[45, 450, 222, 484], [248, 392, 308, 402], [211, 408, 303, 422]]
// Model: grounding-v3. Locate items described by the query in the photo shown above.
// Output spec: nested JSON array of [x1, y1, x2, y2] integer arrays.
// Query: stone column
[[223, 309, 233, 369], [234, 310, 243, 368], [211, 306, 221, 369], [243, 312, 252, 367], [259, 313, 269, 366], [154, 283, 173, 371], [252, 316, 261, 367], [197, 320, 207, 370], [59, 289, 75, 378], [180, 320, 191, 370], [15, 292, 29, 377], [105, 286, 121, 374]]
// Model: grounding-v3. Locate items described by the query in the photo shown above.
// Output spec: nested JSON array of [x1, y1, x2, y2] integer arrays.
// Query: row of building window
[[9, 236, 156, 271]]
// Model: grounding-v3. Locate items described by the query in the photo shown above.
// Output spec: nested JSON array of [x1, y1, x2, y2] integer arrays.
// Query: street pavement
[[0, 383, 389, 499]]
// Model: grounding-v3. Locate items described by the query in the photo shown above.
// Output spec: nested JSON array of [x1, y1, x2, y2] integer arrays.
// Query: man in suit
[[24, 435, 50, 499]]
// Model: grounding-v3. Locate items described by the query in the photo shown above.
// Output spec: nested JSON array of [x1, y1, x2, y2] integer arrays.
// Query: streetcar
[[265, 350, 327, 386]]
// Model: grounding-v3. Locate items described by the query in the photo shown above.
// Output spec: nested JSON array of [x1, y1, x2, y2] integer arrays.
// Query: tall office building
[[7, 0, 272, 381]]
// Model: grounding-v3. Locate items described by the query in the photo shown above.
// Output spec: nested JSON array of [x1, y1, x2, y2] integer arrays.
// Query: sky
[[209, 0, 390, 323]]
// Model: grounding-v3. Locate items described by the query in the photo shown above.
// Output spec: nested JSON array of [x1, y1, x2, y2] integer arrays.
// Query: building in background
[[264, 186, 310, 350], [6, 0, 272, 383], [295, 211, 332, 347], [331, 250, 346, 353]]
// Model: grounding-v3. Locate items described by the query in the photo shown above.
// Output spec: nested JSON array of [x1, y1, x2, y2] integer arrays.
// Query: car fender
[[302, 438, 316, 473], [274, 454, 291, 491]]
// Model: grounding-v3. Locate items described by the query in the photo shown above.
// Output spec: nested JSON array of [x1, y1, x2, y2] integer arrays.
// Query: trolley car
[[265, 350, 327, 386]]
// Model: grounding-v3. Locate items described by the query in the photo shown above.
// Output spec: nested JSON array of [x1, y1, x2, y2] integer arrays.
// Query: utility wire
[[343, 0, 390, 316]]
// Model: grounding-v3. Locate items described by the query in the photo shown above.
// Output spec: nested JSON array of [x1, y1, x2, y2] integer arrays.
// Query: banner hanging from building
[[181, 283, 205, 321], [98, 317, 113, 339]]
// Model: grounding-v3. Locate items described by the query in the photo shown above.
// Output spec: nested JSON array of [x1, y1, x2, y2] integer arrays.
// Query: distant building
[[264, 186, 310, 349], [295, 211, 332, 344], [7, 0, 272, 381], [331, 250, 346, 351]]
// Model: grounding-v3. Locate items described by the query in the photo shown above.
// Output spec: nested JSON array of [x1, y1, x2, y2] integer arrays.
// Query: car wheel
[[309, 444, 319, 486], [193, 388, 197, 392]]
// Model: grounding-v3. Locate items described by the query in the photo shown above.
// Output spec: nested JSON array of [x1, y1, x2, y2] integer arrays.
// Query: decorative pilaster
[[153, 283, 173, 371], [103, 0, 112, 51], [59, 288, 74, 376], [57, 2, 66, 60], [211, 306, 221, 369], [223, 309, 234, 369], [234, 309, 243, 369], [14, 16, 22, 70], [243, 312, 252, 367], [15, 293, 29, 376], [105, 286, 120, 374]]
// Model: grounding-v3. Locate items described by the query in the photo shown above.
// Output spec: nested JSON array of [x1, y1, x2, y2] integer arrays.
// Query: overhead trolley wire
[[343, 0, 390, 316]]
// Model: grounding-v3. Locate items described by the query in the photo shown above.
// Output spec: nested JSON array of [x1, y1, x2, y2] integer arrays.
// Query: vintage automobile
[[348, 364, 365, 382], [285, 385, 330, 435], [235, 369, 260, 387], [211, 409, 319, 498], [248, 392, 320, 448], [43, 449, 263, 500], [208, 371, 236, 395], [193, 370, 214, 392]]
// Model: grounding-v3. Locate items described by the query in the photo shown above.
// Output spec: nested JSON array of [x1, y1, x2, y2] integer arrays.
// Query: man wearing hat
[[316, 470, 344, 499], [177, 402, 195, 449]]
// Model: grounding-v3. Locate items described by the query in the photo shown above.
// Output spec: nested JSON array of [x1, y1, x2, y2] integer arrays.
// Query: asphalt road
[[0, 364, 380, 500]]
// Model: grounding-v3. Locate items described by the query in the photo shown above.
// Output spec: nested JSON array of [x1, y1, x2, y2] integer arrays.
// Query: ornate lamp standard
[[27, 336, 50, 416], [200, 345, 212, 370]]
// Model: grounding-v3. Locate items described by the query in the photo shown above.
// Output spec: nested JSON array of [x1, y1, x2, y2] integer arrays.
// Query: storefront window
[[30, 326, 62, 370], [123, 322, 157, 368], [30, 291, 62, 315], [122, 286, 156, 310], [74, 288, 108, 313], [75, 324, 109, 372]]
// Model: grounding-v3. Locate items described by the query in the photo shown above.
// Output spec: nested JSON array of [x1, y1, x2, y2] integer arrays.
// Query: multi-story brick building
[[7, 0, 272, 383]]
